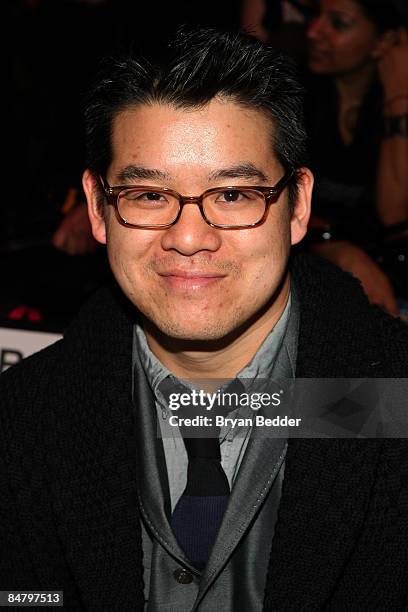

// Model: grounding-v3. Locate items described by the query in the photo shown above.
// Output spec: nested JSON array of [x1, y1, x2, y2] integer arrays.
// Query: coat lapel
[[43, 287, 145, 612], [264, 438, 381, 609], [194, 437, 287, 607], [263, 256, 386, 608], [132, 358, 197, 569]]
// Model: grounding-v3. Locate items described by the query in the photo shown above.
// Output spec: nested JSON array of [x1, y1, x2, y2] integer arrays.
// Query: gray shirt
[[132, 291, 299, 611]]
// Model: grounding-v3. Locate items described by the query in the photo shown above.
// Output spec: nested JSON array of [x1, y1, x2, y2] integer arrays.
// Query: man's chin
[[142, 313, 241, 347], [155, 321, 232, 343]]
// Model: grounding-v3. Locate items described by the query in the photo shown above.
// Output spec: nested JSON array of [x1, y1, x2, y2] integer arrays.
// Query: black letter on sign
[[1, 349, 24, 373]]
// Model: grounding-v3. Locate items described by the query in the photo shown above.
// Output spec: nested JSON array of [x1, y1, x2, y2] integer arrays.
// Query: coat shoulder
[[291, 253, 408, 376], [0, 339, 65, 429]]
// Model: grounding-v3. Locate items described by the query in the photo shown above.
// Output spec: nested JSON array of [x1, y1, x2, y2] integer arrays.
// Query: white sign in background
[[0, 327, 62, 373]]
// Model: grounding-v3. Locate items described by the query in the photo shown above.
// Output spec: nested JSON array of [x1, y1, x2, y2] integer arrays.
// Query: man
[[1, 28, 408, 612]]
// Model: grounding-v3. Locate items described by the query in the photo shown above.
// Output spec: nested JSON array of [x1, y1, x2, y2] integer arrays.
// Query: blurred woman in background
[[305, 0, 408, 315]]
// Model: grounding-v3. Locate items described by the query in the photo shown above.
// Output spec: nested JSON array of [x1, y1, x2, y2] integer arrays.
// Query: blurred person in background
[[3, 0, 115, 327], [304, 0, 408, 315], [241, 0, 316, 62]]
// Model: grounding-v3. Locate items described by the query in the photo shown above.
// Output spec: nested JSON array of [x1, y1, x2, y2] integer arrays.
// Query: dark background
[[2, 0, 242, 330]]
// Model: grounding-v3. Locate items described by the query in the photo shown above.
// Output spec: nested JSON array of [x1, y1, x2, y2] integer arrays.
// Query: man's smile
[[158, 270, 227, 291]]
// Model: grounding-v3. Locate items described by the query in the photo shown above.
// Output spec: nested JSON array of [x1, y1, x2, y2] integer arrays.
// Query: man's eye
[[123, 190, 167, 202], [140, 192, 166, 201], [216, 190, 250, 203]]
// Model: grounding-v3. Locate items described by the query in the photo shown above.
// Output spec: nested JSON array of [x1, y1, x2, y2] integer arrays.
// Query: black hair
[[83, 27, 308, 208], [353, 0, 408, 31]]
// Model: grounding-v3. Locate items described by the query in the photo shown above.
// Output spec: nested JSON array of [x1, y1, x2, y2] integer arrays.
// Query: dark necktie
[[171, 430, 230, 570]]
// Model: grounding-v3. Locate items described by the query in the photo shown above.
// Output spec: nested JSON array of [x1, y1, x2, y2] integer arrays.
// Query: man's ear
[[290, 167, 313, 246], [82, 169, 107, 245], [372, 29, 397, 59]]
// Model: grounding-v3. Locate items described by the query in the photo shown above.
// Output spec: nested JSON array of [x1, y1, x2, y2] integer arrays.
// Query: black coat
[[1, 254, 408, 611]]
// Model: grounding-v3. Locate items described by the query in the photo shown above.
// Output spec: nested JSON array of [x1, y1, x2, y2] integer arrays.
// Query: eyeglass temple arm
[[272, 168, 295, 192]]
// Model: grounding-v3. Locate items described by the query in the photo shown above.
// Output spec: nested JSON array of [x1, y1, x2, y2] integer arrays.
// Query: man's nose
[[160, 201, 222, 256]]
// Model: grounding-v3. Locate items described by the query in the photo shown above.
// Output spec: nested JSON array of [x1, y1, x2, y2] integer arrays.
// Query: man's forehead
[[109, 101, 280, 182], [111, 100, 276, 146]]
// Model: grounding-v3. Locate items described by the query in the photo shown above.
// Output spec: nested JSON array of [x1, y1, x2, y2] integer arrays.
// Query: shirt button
[[173, 567, 194, 584]]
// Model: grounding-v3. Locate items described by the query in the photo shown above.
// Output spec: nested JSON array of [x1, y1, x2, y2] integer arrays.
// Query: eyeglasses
[[100, 168, 294, 229]]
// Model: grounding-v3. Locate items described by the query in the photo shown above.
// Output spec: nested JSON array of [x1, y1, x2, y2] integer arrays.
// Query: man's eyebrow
[[115, 165, 172, 183], [115, 163, 269, 184], [208, 163, 268, 183]]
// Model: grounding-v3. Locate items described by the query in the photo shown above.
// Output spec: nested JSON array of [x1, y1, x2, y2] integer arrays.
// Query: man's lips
[[158, 270, 226, 289], [159, 270, 226, 278]]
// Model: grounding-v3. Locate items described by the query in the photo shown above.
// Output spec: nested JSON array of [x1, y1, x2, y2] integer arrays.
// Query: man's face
[[85, 100, 311, 341]]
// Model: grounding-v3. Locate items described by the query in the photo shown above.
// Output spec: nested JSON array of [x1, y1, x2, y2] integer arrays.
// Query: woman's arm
[[310, 240, 399, 316], [376, 28, 408, 226]]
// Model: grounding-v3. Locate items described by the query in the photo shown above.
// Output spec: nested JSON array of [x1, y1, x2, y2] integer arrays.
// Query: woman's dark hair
[[353, 0, 408, 31], [83, 27, 308, 208]]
